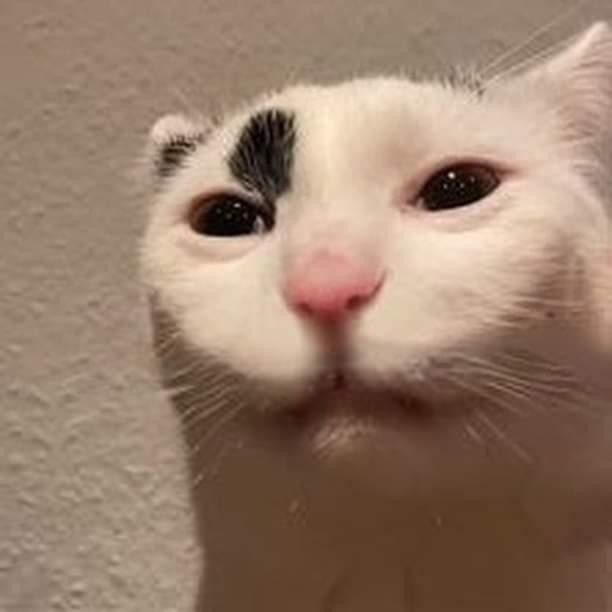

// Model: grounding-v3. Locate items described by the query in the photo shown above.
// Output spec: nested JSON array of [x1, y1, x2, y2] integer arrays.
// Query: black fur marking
[[228, 108, 296, 202], [447, 67, 485, 97], [155, 132, 207, 178]]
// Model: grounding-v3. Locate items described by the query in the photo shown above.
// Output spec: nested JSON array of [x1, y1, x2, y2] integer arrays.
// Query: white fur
[[142, 23, 612, 612]]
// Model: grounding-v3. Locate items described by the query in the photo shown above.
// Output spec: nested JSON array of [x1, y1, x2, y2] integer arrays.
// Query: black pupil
[[421, 165, 498, 211], [194, 198, 271, 237]]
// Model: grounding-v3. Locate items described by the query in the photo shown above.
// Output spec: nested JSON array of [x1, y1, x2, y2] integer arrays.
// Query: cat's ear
[[147, 114, 211, 180], [520, 22, 612, 141]]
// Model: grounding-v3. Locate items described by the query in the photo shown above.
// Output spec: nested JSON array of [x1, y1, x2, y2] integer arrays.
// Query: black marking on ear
[[155, 132, 207, 178], [228, 108, 296, 202], [447, 67, 485, 97]]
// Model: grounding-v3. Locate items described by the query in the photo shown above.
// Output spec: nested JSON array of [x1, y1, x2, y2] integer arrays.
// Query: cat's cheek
[[179, 309, 320, 386]]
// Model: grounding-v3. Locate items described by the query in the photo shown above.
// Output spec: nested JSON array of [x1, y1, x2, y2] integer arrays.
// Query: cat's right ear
[[515, 22, 612, 144], [147, 114, 210, 181]]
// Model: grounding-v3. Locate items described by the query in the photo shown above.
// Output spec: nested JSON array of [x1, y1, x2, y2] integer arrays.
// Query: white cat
[[141, 23, 612, 612]]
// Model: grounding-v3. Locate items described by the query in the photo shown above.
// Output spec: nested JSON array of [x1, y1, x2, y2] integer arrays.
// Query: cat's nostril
[[346, 294, 366, 310], [296, 301, 314, 316]]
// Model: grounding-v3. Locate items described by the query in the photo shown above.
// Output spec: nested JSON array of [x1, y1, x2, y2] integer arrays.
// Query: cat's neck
[[191, 415, 612, 612], [198, 484, 611, 612], [203, 527, 609, 612]]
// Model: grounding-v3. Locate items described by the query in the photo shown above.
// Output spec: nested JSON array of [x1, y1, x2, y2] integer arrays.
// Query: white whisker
[[480, 0, 589, 79], [464, 422, 485, 446], [180, 398, 231, 432], [474, 412, 532, 463], [446, 373, 525, 417], [188, 402, 242, 459], [483, 35, 575, 87]]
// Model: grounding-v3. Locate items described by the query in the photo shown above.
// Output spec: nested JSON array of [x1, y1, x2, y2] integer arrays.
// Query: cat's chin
[[258, 372, 481, 486], [259, 379, 490, 499], [284, 385, 432, 432]]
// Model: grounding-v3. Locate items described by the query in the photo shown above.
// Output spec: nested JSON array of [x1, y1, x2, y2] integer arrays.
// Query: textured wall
[[1, 1, 609, 610]]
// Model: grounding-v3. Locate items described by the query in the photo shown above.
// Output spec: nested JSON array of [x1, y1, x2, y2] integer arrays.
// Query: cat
[[141, 22, 612, 612]]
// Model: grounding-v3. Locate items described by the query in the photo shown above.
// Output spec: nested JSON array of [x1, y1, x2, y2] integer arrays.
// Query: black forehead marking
[[228, 108, 296, 202]]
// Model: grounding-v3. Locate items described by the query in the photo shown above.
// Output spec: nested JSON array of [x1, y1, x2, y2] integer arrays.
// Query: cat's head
[[141, 24, 611, 474]]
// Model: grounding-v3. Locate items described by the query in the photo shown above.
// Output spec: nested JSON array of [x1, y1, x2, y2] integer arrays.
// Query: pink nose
[[284, 251, 383, 322]]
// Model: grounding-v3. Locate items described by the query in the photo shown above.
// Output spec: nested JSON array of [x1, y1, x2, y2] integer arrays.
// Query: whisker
[[480, 379, 542, 413], [446, 373, 526, 417], [188, 402, 242, 460], [456, 361, 579, 393], [483, 35, 575, 88], [444, 348, 601, 425], [455, 351, 580, 384], [179, 398, 231, 432], [449, 352, 594, 413], [178, 378, 237, 413], [473, 411, 533, 463], [480, 0, 590, 79], [190, 403, 246, 491], [463, 421, 486, 446]]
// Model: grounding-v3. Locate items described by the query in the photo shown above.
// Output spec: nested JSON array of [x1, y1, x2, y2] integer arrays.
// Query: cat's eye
[[189, 195, 274, 237], [418, 163, 500, 211]]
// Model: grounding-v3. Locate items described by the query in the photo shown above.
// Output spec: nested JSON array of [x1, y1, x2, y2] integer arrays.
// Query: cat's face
[[142, 24, 611, 471]]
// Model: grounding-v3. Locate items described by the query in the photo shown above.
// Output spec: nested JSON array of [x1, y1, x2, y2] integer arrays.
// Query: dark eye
[[419, 163, 500, 211], [190, 195, 274, 237]]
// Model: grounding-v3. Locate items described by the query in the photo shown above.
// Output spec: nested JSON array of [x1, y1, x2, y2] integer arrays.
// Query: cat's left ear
[[519, 22, 612, 141], [147, 114, 211, 181]]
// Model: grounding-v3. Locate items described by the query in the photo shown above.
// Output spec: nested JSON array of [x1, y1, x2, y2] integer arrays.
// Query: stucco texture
[[1, 1, 610, 611]]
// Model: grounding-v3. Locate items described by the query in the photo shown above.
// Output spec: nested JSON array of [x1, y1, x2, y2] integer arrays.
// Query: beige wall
[[1, 1, 609, 610]]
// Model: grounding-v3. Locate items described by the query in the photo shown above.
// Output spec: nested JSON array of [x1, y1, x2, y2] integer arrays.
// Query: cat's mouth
[[279, 368, 436, 429]]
